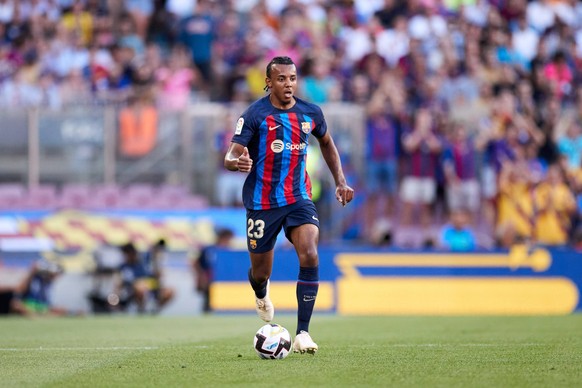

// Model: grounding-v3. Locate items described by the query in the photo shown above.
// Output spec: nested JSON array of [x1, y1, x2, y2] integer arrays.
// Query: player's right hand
[[238, 147, 253, 172], [336, 183, 354, 207]]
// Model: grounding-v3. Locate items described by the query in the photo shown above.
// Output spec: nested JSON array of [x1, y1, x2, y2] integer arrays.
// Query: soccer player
[[224, 56, 354, 354]]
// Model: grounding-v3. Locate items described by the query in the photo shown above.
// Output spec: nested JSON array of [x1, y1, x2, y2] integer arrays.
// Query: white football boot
[[255, 280, 274, 322], [293, 331, 318, 354]]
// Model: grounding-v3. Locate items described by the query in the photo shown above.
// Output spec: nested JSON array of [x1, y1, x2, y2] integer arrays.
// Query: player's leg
[[247, 209, 285, 322], [285, 202, 320, 354], [247, 207, 283, 322], [248, 250, 275, 322], [289, 223, 319, 332]]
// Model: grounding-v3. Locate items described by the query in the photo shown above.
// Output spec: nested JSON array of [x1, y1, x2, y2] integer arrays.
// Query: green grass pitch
[[1, 315, 581, 387]]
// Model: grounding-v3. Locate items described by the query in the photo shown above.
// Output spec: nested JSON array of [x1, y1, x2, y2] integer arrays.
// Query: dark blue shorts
[[246, 200, 320, 253]]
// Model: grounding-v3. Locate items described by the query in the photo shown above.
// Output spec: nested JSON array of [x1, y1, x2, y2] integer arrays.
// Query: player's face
[[267, 64, 297, 109]]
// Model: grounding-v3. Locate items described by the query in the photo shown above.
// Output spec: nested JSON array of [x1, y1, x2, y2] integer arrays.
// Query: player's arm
[[224, 142, 253, 172], [316, 132, 354, 206]]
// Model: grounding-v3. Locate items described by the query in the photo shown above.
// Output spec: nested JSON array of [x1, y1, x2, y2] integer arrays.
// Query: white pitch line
[[388, 343, 544, 347], [0, 346, 159, 351]]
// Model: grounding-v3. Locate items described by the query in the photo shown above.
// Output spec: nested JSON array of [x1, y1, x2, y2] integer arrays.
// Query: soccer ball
[[253, 324, 292, 359]]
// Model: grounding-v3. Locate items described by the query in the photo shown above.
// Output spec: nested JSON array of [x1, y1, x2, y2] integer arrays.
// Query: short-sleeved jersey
[[231, 95, 327, 210]]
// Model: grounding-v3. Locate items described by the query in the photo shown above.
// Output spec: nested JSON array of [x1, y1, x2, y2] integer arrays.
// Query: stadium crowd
[[0, 0, 582, 249]]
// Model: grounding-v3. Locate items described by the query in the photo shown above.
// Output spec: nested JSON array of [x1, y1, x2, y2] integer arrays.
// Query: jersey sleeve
[[231, 106, 258, 146], [311, 105, 327, 138]]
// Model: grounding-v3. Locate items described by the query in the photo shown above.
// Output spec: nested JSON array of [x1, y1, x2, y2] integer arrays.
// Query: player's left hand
[[335, 184, 354, 207]]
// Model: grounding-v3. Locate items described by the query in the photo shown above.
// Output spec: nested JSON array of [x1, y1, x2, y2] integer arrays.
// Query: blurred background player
[[0, 259, 68, 317]]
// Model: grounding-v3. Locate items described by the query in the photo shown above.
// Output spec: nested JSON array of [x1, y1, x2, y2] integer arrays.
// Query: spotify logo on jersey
[[271, 140, 284, 153]]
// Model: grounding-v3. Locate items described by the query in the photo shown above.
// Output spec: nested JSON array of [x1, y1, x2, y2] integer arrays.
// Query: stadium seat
[[0, 183, 26, 210], [150, 185, 191, 209], [84, 185, 122, 210], [118, 183, 156, 209], [58, 183, 93, 209], [175, 195, 209, 210], [20, 185, 58, 210]]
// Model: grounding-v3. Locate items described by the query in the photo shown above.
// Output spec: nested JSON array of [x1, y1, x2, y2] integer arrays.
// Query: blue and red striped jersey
[[231, 95, 327, 210]]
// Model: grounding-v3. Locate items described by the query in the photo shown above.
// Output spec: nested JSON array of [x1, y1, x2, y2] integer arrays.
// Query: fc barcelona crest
[[301, 122, 311, 134], [250, 239, 257, 249]]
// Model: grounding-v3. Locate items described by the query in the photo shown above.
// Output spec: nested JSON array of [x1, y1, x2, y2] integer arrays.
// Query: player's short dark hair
[[266, 56, 295, 78]]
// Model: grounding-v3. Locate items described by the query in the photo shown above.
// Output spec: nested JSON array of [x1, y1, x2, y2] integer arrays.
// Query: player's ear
[[264, 78, 271, 92]]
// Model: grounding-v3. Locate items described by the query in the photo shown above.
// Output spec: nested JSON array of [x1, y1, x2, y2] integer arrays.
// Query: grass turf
[[0, 315, 581, 387]]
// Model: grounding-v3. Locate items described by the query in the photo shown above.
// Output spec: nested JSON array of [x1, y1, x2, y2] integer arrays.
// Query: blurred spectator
[[147, 0, 177, 51], [373, 0, 408, 30], [126, 0, 154, 40], [344, 72, 371, 104], [533, 164, 576, 246], [179, 0, 215, 86], [511, 14, 539, 64], [86, 44, 114, 93], [59, 68, 92, 106], [60, 0, 93, 46], [167, 0, 196, 19], [155, 45, 198, 111], [339, 11, 374, 65], [300, 55, 340, 103], [544, 51, 573, 101], [515, 78, 537, 122], [117, 242, 174, 314], [142, 239, 167, 291], [536, 95, 561, 165], [192, 227, 234, 313], [0, 259, 69, 317], [442, 121, 480, 224], [399, 107, 443, 227], [117, 14, 145, 60], [108, 44, 136, 92], [475, 89, 519, 227], [212, 9, 244, 100], [526, 0, 554, 34], [438, 208, 477, 251], [0, 68, 42, 107], [363, 91, 401, 236], [48, 30, 90, 79], [357, 52, 388, 96], [375, 15, 409, 68], [557, 120, 582, 171], [266, 7, 307, 64], [496, 159, 534, 244], [118, 92, 158, 158], [494, 220, 521, 249], [0, 1, 15, 24], [573, 228, 582, 251]]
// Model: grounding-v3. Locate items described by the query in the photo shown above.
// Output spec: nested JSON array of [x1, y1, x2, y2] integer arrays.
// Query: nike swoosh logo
[[269, 125, 281, 131], [312, 215, 319, 221], [303, 296, 316, 302]]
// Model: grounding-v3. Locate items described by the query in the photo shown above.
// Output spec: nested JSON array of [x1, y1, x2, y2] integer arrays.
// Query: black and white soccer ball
[[253, 324, 292, 359]]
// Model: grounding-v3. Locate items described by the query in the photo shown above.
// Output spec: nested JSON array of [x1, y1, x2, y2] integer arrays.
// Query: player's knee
[[252, 269, 270, 284], [298, 247, 318, 267]]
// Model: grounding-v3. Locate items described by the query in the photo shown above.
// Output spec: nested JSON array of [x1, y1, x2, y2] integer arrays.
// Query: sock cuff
[[298, 266, 319, 282]]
